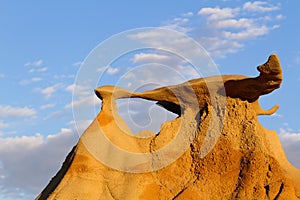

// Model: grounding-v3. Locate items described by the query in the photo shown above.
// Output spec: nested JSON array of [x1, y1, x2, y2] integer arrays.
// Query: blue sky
[[0, 1, 300, 199]]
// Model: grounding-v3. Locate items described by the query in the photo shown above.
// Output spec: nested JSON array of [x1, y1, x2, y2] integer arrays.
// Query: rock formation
[[36, 54, 300, 200]]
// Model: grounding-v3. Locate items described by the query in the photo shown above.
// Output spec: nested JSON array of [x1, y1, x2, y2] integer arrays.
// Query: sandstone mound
[[36, 54, 300, 200]]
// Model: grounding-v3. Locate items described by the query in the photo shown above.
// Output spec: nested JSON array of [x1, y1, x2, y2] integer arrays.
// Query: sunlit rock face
[[36, 55, 300, 200]]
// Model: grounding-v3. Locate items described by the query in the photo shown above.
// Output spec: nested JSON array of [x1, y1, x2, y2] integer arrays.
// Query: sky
[[0, 0, 299, 199]]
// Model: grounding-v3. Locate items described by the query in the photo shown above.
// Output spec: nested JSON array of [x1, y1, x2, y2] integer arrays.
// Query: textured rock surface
[[36, 55, 300, 200]]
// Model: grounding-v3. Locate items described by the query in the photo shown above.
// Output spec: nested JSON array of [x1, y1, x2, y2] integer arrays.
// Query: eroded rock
[[36, 55, 300, 200]]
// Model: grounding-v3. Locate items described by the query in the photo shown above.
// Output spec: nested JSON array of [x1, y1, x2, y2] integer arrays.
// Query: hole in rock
[[116, 98, 180, 134]]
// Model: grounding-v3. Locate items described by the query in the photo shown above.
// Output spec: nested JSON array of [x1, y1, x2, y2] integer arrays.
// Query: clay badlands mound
[[36, 54, 300, 200]]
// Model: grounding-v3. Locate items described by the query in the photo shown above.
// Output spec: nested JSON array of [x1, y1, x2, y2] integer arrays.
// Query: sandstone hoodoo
[[36, 54, 300, 200]]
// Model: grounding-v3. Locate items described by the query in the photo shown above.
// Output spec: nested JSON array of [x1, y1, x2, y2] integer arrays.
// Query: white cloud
[[173, 17, 189, 23], [72, 61, 83, 67], [270, 112, 282, 118], [54, 74, 75, 79], [29, 67, 48, 73], [0, 129, 77, 199], [129, 30, 171, 40], [42, 111, 65, 121], [128, 29, 206, 61], [64, 82, 101, 131], [96, 66, 107, 73], [182, 12, 193, 17], [198, 7, 239, 20], [117, 98, 177, 133], [65, 83, 90, 96], [106, 67, 120, 75], [96, 66, 120, 75], [129, 2, 281, 59], [65, 95, 100, 110], [118, 62, 198, 93], [65, 84, 76, 93], [193, 2, 282, 57], [64, 94, 100, 136], [24, 59, 43, 67], [279, 127, 300, 169], [31, 77, 42, 82], [131, 52, 198, 80], [132, 53, 171, 64], [38, 83, 62, 99], [38, 67, 48, 72], [19, 77, 42, 86], [243, 1, 280, 13], [276, 14, 284, 20], [214, 18, 254, 29], [222, 25, 269, 40], [0, 74, 4, 78], [40, 103, 56, 110], [0, 105, 36, 118], [41, 86, 56, 99], [280, 128, 300, 143], [162, 16, 192, 33], [67, 119, 93, 136]]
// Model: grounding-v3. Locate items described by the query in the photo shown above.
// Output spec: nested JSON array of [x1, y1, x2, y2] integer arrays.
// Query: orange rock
[[36, 55, 300, 200]]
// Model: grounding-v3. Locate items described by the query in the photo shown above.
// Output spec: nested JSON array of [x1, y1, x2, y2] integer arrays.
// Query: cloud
[[65, 84, 76, 93], [118, 62, 198, 93], [65, 84, 90, 96], [96, 66, 120, 75], [0, 74, 4, 78], [160, 11, 194, 33], [276, 14, 284, 20], [222, 25, 270, 40], [64, 82, 101, 134], [132, 53, 171, 64], [19, 77, 42, 86], [53, 74, 75, 79], [106, 67, 120, 75], [129, 2, 282, 59], [198, 7, 239, 20], [182, 12, 193, 17], [64, 91, 100, 135], [0, 129, 77, 199], [24, 59, 43, 67], [128, 29, 207, 61], [64, 95, 99, 110], [28, 67, 48, 73], [0, 105, 36, 118], [67, 119, 93, 137], [41, 87, 56, 99], [42, 111, 65, 121], [243, 1, 280, 13], [117, 98, 177, 133], [128, 51, 202, 87], [38, 83, 62, 99], [64, 83, 101, 125], [194, 1, 282, 57], [279, 127, 300, 169], [31, 77, 42, 82], [213, 18, 254, 29], [72, 61, 83, 67], [162, 16, 192, 33], [40, 103, 56, 110], [270, 112, 282, 118]]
